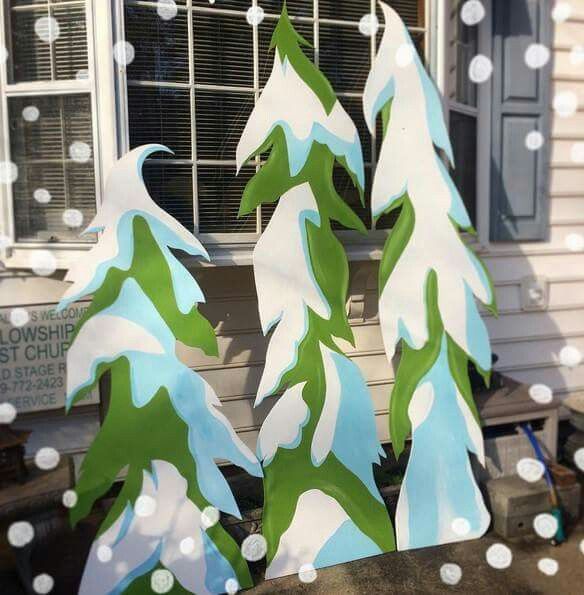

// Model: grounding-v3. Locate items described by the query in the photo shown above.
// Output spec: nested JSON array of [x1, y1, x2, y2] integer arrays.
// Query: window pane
[[195, 91, 254, 161], [453, 6, 478, 107], [143, 162, 194, 232], [125, 3, 189, 84], [197, 166, 256, 234], [332, 166, 372, 230], [319, 0, 371, 22], [8, 1, 88, 83], [128, 86, 192, 160], [449, 110, 477, 226], [193, 12, 253, 88], [8, 95, 96, 243], [259, 1, 313, 18]]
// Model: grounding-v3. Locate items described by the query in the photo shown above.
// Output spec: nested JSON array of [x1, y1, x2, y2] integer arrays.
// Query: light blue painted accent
[[468, 251, 494, 307], [435, 155, 472, 229], [314, 519, 382, 569], [372, 182, 407, 220], [57, 209, 207, 314], [112, 503, 135, 548], [368, 76, 395, 131], [259, 399, 310, 466], [109, 541, 162, 595], [464, 283, 492, 371], [412, 49, 454, 165], [316, 351, 385, 504], [270, 118, 365, 190], [397, 317, 416, 349], [402, 336, 484, 550], [201, 528, 238, 594]]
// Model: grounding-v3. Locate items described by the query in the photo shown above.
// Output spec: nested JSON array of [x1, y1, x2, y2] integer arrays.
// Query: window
[[448, 1, 479, 226], [121, 0, 429, 240], [0, 0, 97, 244]]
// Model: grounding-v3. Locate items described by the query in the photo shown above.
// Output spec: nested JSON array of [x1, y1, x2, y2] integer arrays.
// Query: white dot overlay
[[33, 574, 54, 594], [246, 6, 265, 27], [440, 563, 462, 585], [451, 517, 471, 536], [570, 45, 584, 66], [35, 16, 60, 43], [516, 458, 545, 483], [468, 55, 493, 83], [573, 447, 584, 472], [151, 569, 174, 593], [180, 537, 196, 555], [34, 188, 52, 204], [537, 557, 559, 576], [113, 41, 135, 66], [201, 506, 220, 529], [359, 13, 379, 37], [157, 0, 178, 21], [8, 521, 35, 548], [35, 447, 60, 471], [571, 142, 584, 164], [10, 308, 30, 328], [552, 2, 572, 23], [62, 208, 84, 228], [528, 384, 553, 404], [565, 233, 584, 252], [62, 490, 78, 509], [0, 402, 17, 424], [97, 545, 113, 563], [135, 495, 157, 518], [225, 578, 240, 595], [460, 1, 485, 26], [559, 345, 582, 368], [533, 513, 558, 539], [486, 543, 513, 569], [553, 91, 578, 118], [298, 563, 318, 583], [396, 43, 415, 68], [0, 161, 18, 185], [524, 44, 550, 69], [30, 250, 57, 277], [22, 106, 40, 122], [525, 130, 544, 151], [241, 534, 267, 562], [69, 141, 92, 163]]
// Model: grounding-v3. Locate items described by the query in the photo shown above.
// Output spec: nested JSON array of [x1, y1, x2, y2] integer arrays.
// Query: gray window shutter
[[490, 0, 552, 242]]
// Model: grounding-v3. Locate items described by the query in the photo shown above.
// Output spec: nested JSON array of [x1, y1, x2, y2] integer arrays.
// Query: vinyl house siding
[[1, 0, 584, 460]]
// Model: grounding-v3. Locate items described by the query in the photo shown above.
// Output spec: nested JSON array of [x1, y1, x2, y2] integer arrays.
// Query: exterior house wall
[[2, 2, 584, 460]]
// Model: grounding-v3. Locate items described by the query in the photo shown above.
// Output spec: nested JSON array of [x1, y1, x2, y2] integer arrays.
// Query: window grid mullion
[[188, 2, 199, 232], [252, 0, 261, 234]]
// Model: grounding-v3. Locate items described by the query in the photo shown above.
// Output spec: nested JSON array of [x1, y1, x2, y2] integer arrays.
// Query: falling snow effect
[[69, 141, 92, 163], [451, 517, 471, 536], [0, 161, 18, 185], [486, 543, 513, 569], [524, 44, 550, 70], [113, 41, 135, 66], [574, 448, 584, 472], [359, 13, 379, 37], [298, 563, 318, 584], [552, 2, 573, 23], [516, 458, 545, 483], [559, 345, 583, 368], [0, 402, 17, 424], [10, 308, 29, 328], [134, 494, 157, 517], [34, 188, 52, 204], [468, 55, 493, 83], [62, 490, 78, 509], [157, 0, 178, 21], [22, 106, 40, 122], [440, 563, 462, 585], [97, 545, 113, 563], [241, 534, 267, 562], [201, 505, 220, 528], [533, 513, 558, 539], [225, 578, 240, 594], [570, 45, 584, 66], [151, 569, 175, 593], [35, 16, 60, 43], [525, 130, 544, 151], [30, 250, 57, 277], [565, 232, 584, 252], [246, 6, 265, 27], [8, 521, 35, 548], [460, 0, 485, 26], [528, 384, 553, 404], [538, 558, 559, 576], [62, 208, 84, 228], [32, 574, 54, 594], [35, 447, 60, 471], [553, 91, 578, 118]]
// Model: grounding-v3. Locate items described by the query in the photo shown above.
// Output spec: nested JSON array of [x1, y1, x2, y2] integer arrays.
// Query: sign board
[[0, 302, 99, 413]]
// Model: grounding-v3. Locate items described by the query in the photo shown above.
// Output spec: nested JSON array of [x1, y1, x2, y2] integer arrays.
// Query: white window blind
[[2, 0, 97, 244], [123, 0, 427, 239]]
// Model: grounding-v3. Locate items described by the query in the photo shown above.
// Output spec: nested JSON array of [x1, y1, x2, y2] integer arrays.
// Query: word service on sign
[[0, 303, 99, 413]]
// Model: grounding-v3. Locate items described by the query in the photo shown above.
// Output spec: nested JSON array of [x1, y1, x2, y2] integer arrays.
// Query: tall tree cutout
[[58, 145, 262, 594], [363, 2, 496, 550], [236, 6, 395, 579]]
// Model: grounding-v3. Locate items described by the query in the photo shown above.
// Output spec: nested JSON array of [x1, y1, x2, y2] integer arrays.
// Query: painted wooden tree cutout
[[58, 145, 262, 594], [363, 2, 496, 550], [236, 6, 395, 580]]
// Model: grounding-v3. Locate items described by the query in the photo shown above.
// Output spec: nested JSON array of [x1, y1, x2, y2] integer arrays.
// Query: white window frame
[[1, 0, 444, 268], [0, 0, 118, 270]]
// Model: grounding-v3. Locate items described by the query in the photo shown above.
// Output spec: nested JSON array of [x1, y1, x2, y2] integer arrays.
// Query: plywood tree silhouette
[[236, 6, 395, 579], [59, 145, 262, 594], [363, 2, 496, 550]]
